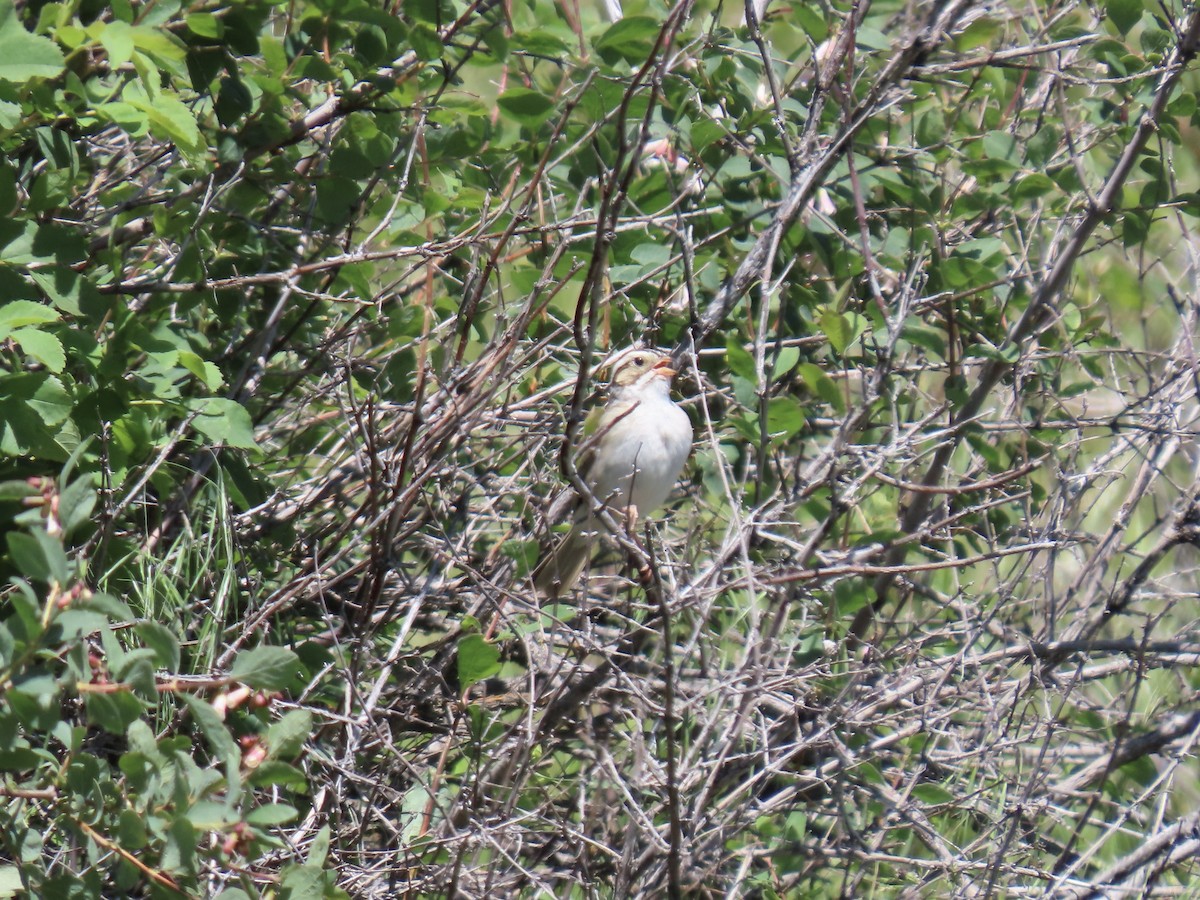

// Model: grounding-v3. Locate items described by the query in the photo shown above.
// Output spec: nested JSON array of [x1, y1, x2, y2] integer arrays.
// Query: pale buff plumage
[[533, 348, 692, 598]]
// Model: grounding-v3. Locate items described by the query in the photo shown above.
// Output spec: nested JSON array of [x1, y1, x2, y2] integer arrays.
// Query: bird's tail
[[532, 523, 597, 598]]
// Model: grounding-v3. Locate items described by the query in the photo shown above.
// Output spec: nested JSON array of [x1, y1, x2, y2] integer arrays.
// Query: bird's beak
[[653, 356, 677, 379]]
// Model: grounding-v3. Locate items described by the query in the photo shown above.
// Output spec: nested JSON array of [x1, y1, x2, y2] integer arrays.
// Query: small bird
[[533, 346, 693, 598]]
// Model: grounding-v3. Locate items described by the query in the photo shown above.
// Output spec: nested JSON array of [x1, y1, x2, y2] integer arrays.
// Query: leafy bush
[[3, 0, 1200, 896]]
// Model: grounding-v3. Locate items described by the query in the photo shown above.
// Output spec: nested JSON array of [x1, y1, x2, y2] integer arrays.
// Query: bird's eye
[[633, 355, 644, 366]]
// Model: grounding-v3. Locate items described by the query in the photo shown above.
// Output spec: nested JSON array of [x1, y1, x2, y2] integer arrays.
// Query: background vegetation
[[2, 0, 1200, 895]]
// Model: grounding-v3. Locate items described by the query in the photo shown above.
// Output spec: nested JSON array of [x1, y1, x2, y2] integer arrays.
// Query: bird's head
[[601, 346, 676, 388]]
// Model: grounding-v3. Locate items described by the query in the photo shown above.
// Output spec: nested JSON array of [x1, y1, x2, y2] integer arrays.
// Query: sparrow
[[533, 346, 693, 598]]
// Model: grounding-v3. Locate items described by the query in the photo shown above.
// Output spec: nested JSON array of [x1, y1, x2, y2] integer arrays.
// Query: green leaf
[[457, 633, 500, 688], [135, 94, 204, 156], [819, 308, 865, 354], [130, 24, 186, 66], [630, 242, 671, 266], [98, 20, 134, 66], [1141, 26, 1173, 55], [981, 130, 1018, 165], [856, 760, 884, 785], [10, 673, 57, 700], [0, 479, 37, 501], [725, 337, 757, 381], [765, 396, 805, 441], [773, 346, 800, 374], [162, 816, 198, 878], [177, 350, 223, 391], [85, 690, 145, 734], [1176, 192, 1200, 218], [690, 118, 726, 151], [113, 648, 158, 699], [855, 26, 891, 51], [0, 221, 84, 265], [409, 23, 442, 61], [246, 803, 299, 827], [511, 29, 569, 57], [181, 694, 242, 792], [9, 327, 65, 373], [912, 783, 956, 805], [0, 299, 59, 335], [307, 825, 331, 867], [96, 100, 149, 134], [215, 76, 253, 127], [496, 88, 555, 126], [955, 17, 1000, 52], [1106, 0, 1143, 35], [56, 476, 96, 538], [940, 255, 991, 289], [17, 827, 41, 864], [1122, 209, 1150, 246], [794, 6, 827, 42], [0, 161, 14, 216], [186, 398, 259, 450], [833, 580, 871, 615], [0, 374, 73, 459], [595, 16, 660, 59], [966, 340, 1020, 364], [315, 175, 360, 223], [0, 747, 39, 771], [1168, 91, 1196, 118], [17, 374, 70, 425], [56, 24, 86, 50], [798, 363, 843, 411], [116, 809, 148, 850], [248, 760, 308, 789], [185, 801, 237, 832], [186, 13, 222, 39], [136, 621, 180, 671], [0, 2, 66, 82], [79, 591, 133, 621], [278, 864, 329, 900], [49, 609, 107, 640], [230, 645, 302, 691], [501, 538, 538, 575], [265, 709, 312, 760], [0, 864, 23, 898], [1013, 173, 1056, 200], [785, 810, 808, 841], [7, 529, 69, 583]]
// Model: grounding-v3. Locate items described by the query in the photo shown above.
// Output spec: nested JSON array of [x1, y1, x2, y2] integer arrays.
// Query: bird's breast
[[588, 397, 690, 513]]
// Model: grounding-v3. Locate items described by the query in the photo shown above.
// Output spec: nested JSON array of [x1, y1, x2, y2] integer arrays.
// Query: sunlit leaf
[[0, 3, 65, 82]]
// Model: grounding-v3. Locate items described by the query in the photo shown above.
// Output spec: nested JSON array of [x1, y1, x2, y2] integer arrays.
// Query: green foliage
[[0, 471, 320, 896], [457, 632, 501, 689], [0, 0, 1197, 894]]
